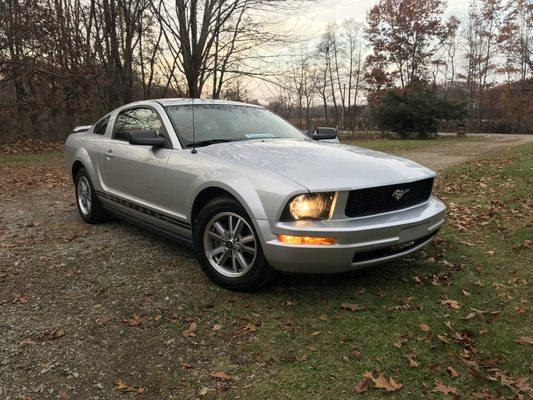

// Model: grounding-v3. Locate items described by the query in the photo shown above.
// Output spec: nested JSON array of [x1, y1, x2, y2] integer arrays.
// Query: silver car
[[64, 99, 446, 290]]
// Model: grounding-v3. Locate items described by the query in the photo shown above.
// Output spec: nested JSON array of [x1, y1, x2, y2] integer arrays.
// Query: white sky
[[247, 0, 471, 101]]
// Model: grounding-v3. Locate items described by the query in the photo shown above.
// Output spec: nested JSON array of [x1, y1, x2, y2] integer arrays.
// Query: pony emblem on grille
[[392, 188, 410, 201]]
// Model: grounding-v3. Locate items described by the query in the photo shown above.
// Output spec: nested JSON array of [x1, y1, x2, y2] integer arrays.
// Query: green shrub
[[372, 82, 467, 138]]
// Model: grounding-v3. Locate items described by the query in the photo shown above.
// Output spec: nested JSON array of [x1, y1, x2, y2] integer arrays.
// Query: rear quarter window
[[93, 116, 109, 135]]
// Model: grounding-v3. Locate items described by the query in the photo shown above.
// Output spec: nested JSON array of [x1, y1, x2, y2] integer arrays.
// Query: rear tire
[[75, 167, 108, 224], [193, 196, 278, 291]]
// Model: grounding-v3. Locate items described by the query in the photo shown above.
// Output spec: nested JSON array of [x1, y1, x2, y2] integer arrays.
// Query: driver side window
[[113, 108, 166, 141]]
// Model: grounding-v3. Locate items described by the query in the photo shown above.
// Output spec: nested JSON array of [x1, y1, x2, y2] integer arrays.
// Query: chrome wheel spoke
[[213, 221, 227, 237], [232, 218, 243, 236], [210, 245, 226, 257], [241, 244, 255, 254], [240, 234, 254, 244], [231, 252, 238, 272], [235, 251, 248, 271], [208, 230, 225, 242], [218, 250, 230, 266]]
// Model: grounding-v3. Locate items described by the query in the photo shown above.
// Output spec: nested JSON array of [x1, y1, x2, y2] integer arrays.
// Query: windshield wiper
[[186, 139, 233, 148]]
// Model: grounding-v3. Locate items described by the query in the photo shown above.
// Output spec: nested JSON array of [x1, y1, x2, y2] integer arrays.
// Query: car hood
[[199, 139, 436, 192]]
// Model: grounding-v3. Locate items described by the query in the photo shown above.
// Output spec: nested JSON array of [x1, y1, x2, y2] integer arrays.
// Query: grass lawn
[[164, 142, 532, 399], [0, 151, 63, 164]]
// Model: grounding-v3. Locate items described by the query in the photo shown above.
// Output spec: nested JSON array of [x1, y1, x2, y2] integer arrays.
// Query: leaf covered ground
[[0, 137, 531, 399]]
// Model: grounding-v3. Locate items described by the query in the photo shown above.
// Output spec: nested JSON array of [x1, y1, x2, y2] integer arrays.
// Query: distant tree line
[[272, 0, 532, 135], [0, 0, 531, 141]]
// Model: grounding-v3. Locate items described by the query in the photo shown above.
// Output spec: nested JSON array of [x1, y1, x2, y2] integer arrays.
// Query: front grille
[[352, 231, 437, 263], [345, 177, 434, 218]]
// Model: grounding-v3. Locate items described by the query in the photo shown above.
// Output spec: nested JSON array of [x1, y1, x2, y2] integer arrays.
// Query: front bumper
[[257, 197, 446, 273]]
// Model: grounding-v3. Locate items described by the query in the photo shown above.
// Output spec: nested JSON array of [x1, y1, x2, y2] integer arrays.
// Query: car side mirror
[[128, 130, 167, 148], [312, 127, 337, 141]]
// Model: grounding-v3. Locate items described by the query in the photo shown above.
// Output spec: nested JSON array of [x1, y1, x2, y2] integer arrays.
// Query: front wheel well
[[71, 160, 85, 182], [191, 187, 237, 228]]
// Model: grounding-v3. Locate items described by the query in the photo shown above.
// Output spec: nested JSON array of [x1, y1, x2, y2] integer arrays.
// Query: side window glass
[[113, 108, 166, 141], [93, 116, 109, 135]]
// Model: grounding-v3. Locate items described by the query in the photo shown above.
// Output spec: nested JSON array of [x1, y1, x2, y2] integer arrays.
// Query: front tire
[[75, 167, 108, 224], [193, 196, 278, 291]]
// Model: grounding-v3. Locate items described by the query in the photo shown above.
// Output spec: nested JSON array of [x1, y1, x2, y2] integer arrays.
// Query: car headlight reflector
[[283, 192, 336, 221]]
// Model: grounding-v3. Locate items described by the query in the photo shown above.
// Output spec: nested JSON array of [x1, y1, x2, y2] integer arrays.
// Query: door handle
[[105, 149, 114, 159]]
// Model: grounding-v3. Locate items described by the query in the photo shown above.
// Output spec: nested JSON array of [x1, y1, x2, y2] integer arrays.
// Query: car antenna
[[191, 96, 197, 154]]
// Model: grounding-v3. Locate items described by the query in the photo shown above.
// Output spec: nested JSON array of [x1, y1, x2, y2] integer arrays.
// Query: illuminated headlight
[[281, 192, 336, 221]]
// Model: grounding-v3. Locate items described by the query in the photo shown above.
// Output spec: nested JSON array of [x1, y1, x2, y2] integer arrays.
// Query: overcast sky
[[248, 0, 471, 101]]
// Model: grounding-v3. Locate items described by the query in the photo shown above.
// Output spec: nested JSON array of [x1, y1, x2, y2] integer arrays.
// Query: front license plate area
[[400, 223, 428, 242]]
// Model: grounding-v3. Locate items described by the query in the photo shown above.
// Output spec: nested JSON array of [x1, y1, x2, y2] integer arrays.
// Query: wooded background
[[0, 0, 531, 141]]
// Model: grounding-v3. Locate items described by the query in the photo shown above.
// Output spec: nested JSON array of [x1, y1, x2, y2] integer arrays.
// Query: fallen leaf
[[295, 354, 308, 362], [39, 328, 65, 341], [516, 336, 533, 346], [353, 378, 369, 393], [405, 349, 419, 368], [447, 366, 459, 378], [198, 387, 209, 397], [20, 338, 36, 347], [351, 349, 363, 359], [418, 323, 431, 332], [124, 314, 145, 327], [341, 303, 364, 312], [114, 379, 145, 394], [212, 323, 221, 331], [432, 380, 457, 395], [210, 371, 231, 381], [318, 314, 328, 321], [181, 362, 193, 369], [183, 321, 197, 337], [11, 292, 28, 303], [441, 299, 461, 309], [363, 371, 403, 392], [58, 389, 69, 400], [233, 322, 257, 337]]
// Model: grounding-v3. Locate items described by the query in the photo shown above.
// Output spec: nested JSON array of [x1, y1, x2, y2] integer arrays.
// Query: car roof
[[152, 98, 262, 108]]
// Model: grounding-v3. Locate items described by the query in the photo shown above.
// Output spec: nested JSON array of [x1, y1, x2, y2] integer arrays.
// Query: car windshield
[[164, 104, 307, 146]]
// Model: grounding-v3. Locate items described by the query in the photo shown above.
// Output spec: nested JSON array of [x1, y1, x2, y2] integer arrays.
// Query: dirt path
[[390, 135, 533, 172], [0, 136, 531, 399]]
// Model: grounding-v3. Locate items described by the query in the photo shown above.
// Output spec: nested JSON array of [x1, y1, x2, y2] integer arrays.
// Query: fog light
[[277, 234, 336, 245]]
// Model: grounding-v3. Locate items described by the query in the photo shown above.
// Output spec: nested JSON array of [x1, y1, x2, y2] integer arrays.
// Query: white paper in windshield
[[245, 133, 276, 139]]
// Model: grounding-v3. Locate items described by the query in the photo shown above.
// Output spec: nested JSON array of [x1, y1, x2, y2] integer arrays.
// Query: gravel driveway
[[0, 135, 531, 399]]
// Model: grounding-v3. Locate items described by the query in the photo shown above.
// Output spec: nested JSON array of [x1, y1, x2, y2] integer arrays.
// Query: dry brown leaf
[[212, 323, 221, 331], [341, 303, 364, 312], [363, 371, 403, 392], [233, 322, 257, 337], [210, 371, 231, 381], [516, 336, 533, 346], [432, 380, 457, 395], [114, 379, 145, 394], [418, 323, 431, 332], [441, 299, 461, 309], [183, 321, 197, 337], [351, 349, 363, 359], [11, 292, 28, 303], [353, 378, 369, 393], [124, 314, 145, 327], [447, 366, 459, 378], [295, 354, 308, 362], [318, 314, 328, 321], [405, 349, 419, 368], [58, 389, 69, 400], [20, 338, 36, 347], [39, 328, 65, 341]]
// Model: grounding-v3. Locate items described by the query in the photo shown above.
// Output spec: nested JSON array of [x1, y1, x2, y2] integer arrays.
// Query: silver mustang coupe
[[65, 98, 446, 290]]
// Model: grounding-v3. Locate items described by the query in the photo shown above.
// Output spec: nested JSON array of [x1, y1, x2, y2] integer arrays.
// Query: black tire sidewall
[[194, 196, 274, 290]]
